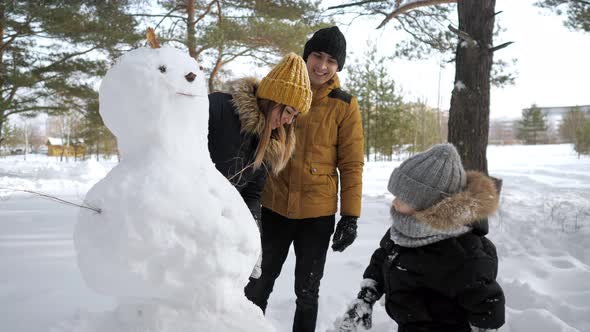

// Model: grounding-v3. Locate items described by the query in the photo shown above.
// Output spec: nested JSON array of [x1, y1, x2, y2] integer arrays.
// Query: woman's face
[[270, 105, 299, 129]]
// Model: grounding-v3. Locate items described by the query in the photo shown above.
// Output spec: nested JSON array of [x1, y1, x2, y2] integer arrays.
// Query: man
[[244, 26, 364, 332]]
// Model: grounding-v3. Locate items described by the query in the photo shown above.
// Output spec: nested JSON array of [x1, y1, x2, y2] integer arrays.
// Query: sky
[[230, 0, 590, 120], [336, 0, 590, 120]]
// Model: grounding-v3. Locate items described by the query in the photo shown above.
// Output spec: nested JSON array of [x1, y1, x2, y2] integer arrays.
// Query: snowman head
[[99, 47, 208, 157]]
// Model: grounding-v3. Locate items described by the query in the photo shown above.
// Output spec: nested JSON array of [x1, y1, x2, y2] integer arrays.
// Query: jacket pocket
[[303, 163, 338, 195], [309, 163, 336, 176]]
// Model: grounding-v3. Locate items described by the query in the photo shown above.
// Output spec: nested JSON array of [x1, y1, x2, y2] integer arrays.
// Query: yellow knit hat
[[257, 52, 312, 115]]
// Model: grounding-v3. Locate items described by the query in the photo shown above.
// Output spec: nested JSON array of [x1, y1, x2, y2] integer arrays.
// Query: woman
[[207, 53, 311, 277]]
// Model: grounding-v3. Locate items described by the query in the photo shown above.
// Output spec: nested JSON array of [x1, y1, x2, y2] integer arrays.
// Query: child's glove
[[332, 216, 358, 252], [338, 279, 380, 331], [249, 214, 262, 279], [249, 252, 262, 279], [339, 299, 373, 331]]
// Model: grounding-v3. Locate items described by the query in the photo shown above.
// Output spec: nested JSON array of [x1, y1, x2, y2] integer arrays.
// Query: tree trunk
[[448, 0, 495, 174], [0, 3, 6, 146], [0, 117, 4, 148], [186, 0, 198, 60], [208, 50, 223, 93], [365, 103, 371, 161], [23, 120, 28, 161]]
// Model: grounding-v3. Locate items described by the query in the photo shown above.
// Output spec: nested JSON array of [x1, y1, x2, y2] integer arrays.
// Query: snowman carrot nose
[[185, 72, 196, 82], [146, 27, 160, 49]]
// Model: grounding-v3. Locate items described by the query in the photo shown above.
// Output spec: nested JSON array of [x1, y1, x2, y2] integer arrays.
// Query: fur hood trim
[[227, 77, 295, 173], [413, 171, 500, 230]]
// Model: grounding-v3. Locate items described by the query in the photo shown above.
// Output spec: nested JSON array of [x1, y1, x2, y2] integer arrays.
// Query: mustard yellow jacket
[[261, 74, 364, 219]]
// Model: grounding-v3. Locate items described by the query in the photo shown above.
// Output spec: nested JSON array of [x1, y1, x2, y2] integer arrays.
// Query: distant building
[[521, 105, 590, 143], [46, 137, 85, 157]]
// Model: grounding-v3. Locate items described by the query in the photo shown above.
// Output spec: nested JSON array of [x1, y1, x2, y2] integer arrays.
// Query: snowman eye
[[199, 65, 204, 71], [158, 65, 167, 73]]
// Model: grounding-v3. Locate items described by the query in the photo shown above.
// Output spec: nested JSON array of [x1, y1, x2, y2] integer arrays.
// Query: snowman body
[[74, 47, 272, 331]]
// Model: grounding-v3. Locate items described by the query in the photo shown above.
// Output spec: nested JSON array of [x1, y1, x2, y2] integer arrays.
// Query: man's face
[[306, 51, 338, 87]]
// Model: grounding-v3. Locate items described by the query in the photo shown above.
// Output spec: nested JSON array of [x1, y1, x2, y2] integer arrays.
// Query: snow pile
[[483, 145, 590, 332], [72, 47, 272, 331], [3, 142, 589, 331]]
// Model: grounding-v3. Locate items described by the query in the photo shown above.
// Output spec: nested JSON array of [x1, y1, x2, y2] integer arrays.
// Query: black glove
[[338, 280, 380, 331], [332, 216, 357, 252]]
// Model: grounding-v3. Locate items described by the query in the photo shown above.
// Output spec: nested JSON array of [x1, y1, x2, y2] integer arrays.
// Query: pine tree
[[559, 107, 588, 143], [1, 121, 23, 153], [0, 118, 17, 155], [79, 99, 118, 161], [405, 101, 446, 154], [574, 119, 590, 156], [346, 45, 410, 161], [137, 0, 328, 92], [0, 1, 142, 144], [536, 0, 590, 32], [517, 104, 549, 145]]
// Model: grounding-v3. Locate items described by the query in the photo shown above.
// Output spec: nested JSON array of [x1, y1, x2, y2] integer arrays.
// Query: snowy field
[[1, 144, 589, 332]]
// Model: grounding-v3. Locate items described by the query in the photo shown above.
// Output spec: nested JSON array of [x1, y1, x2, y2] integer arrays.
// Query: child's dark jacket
[[363, 171, 505, 332]]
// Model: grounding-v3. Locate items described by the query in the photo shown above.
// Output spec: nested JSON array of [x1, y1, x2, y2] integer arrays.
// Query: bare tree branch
[[6, 106, 65, 117], [1, 33, 22, 53], [130, 13, 186, 20], [327, 0, 387, 10], [221, 48, 253, 64], [0, 187, 101, 213], [0, 16, 35, 53], [154, 5, 183, 30], [215, 0, 222, 23], [377, 0, 458, 29], [448, 24, 478, 47], [398, 17, 436, 47], [404, 11, 444, 46], [194, 0, 216, 27], [31, 46, 100, 76], [489, 41, 514, 52]]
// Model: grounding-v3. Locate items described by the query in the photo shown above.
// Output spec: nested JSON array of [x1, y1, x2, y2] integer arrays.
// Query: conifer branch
[[194, 0, 216, 27], [448, 24, 478, 48]]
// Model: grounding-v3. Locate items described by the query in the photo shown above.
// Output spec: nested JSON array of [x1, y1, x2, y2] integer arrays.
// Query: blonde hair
[[253, 98, 295, 174]]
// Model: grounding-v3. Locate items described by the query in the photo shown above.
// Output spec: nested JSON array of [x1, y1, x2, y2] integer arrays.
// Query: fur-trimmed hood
[[226, 77, 296, 173], [413, 171, 500, 230]]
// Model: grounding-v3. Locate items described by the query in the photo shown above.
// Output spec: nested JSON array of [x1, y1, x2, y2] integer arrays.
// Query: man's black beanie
[[303, 26, 346, 71]]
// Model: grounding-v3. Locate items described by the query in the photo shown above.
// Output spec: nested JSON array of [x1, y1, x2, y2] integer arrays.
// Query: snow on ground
[[1, 145, 589, 332], [0, 154, 116, 200]]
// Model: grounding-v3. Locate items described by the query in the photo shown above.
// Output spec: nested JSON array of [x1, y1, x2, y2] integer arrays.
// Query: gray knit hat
[[388, 144, 466, 211]]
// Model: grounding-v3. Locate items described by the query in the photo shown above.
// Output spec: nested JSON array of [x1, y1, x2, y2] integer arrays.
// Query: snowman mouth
[[176, 92, 199, 97]]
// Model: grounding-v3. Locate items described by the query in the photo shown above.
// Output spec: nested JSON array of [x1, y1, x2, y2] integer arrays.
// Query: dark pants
[[244, 207, 335, 332]]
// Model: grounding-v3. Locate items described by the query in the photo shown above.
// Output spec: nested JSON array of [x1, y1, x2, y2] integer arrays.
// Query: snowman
[[73, 33, 273, 331]]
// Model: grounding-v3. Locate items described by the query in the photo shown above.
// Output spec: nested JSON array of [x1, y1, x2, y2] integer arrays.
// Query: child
[[337, 144, 505, 332]]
